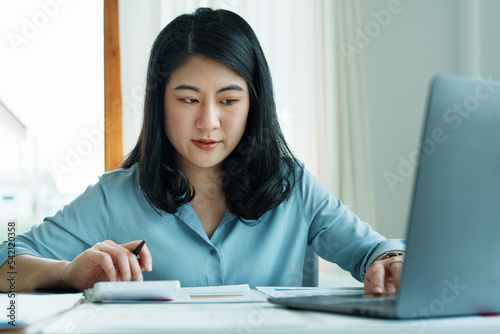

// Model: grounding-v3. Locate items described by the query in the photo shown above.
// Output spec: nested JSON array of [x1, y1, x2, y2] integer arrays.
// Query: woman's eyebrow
[[217, 84, 244, 94], [173, 85, 200, 93], [173, 84, 244, 94]]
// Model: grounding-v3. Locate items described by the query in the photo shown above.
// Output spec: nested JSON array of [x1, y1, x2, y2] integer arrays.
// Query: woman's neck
[[177, 160, 223, 197], [178, 162, 227, 239]]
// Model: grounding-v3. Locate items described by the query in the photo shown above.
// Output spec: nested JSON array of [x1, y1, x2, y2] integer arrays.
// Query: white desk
[[20, 294, 500, 333]]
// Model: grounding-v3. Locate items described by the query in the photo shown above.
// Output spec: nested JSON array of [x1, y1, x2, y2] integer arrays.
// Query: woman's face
[[164, 56, 250, 172]]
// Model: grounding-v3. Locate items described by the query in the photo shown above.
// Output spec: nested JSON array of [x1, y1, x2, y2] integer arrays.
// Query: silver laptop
[[269, 74, 500, 319]]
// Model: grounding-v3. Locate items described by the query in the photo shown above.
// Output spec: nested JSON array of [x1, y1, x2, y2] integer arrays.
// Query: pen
[[132, 239, 146, 256]]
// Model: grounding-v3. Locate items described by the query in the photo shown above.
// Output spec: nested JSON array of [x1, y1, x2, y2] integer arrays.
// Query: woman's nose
[[196, 102, 220, 131]]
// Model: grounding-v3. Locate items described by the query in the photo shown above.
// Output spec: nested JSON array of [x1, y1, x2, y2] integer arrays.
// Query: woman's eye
[[221, 99, 237, 105], [181, 98, 198, 104]]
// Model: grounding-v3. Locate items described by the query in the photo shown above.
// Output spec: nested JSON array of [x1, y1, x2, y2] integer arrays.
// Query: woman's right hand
[[60, 240, 153, 291]]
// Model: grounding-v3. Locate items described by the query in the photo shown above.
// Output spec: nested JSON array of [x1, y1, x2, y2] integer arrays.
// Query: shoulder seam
[[99, 174, 112, 239]]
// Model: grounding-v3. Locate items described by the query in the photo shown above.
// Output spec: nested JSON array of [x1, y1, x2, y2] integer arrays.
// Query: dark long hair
[[122, 8, 303, 221]]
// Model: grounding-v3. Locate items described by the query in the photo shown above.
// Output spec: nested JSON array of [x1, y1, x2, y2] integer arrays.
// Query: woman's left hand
[[364, 252, 405, 294]]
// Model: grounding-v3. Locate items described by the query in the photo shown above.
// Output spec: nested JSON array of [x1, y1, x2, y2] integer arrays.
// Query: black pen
[[132, 239, 146, 256]]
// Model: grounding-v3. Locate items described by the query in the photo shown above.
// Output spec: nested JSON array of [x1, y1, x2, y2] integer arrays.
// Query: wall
[[359, 0, 500, 238], [479, 0, 500, 79]]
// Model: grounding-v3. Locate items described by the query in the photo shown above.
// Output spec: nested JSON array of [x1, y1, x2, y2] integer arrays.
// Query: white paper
[[0, 293, 83, 330], [172, 284, 268, 303], [40, 297, 500, 334], [41, 302, 310, 333], [256, 286, 364, 298]]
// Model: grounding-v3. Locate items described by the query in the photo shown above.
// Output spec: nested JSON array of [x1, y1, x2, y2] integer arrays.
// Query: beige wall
[[359, 0, 500, 238]]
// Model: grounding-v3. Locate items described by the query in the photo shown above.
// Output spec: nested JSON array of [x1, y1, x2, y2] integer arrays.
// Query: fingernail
[[147, 262, 153, 271], [373, 286, 383, 294]]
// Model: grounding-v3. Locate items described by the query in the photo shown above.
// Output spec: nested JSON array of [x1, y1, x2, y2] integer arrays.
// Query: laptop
[[269, 74, 500, 319]]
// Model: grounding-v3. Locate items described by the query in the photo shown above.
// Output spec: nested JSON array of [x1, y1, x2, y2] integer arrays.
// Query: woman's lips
[[192, 139, 220, 151]]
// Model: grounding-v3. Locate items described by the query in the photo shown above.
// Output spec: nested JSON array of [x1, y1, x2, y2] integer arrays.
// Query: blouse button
[[210, 249, 216, 256]]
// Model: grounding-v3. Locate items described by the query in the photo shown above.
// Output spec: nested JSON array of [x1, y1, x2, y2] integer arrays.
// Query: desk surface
[[8, 294, 500, 334], [3, 289, 500, 334]]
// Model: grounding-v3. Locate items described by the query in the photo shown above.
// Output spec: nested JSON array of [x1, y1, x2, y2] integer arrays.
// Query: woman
[[0, 8, 405, 293]]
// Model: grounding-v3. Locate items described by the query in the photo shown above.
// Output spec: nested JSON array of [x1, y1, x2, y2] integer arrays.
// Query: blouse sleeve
[[0, 177, 111, 267], [297, 168, 406, 281]]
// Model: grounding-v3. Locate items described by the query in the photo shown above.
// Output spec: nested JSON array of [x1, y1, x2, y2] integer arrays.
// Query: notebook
[[269, 74, 500, 319]]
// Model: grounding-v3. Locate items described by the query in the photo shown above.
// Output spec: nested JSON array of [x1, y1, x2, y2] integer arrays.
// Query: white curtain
[[119, 0, 376, 227], [321, 0, 377, 227]]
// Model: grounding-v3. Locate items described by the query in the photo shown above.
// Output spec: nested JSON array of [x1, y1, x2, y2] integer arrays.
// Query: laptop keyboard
[[319, 296, 397, 306], [305, 293, 397, 305]]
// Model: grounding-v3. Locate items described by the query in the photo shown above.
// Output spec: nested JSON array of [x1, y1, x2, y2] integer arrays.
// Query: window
[[0, 0, 104, 238]]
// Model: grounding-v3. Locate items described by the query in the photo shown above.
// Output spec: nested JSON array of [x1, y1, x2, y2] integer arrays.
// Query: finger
[[94, 242, 133, 282], [126, 250, 144, 282], [121, 240, 153, 273], [137, 244, 153, 272], [389, 259, 404, 291], [384, 279, 397, 293], [120, 240, 151, 280], [365, 262, 385, 294], [105, 239, 145, 277], [363, 276, 373, 294], [364, 270, 374, 293], [87, 248, 117, 282]]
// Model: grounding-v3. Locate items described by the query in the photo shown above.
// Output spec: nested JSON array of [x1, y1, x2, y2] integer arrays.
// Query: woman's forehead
[[167, 56, 247, 91]]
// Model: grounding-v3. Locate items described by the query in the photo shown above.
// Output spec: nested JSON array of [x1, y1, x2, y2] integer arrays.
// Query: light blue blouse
[[0, 164, 405, 287]]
